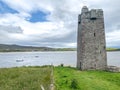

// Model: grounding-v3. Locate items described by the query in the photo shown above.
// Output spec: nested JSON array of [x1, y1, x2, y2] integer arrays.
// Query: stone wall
[[107, 66, 120, 72], [77, 6, 107, 70]]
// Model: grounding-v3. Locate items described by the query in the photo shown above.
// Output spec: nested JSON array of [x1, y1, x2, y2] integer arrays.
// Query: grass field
[[54, 66, 120, 90], [0, 66, 51, 90], [106, 48, 120, 51], [0, 66, 120, 90]]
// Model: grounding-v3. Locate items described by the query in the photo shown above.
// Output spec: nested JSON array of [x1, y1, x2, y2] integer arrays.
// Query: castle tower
[[77, 6, 107, 70]]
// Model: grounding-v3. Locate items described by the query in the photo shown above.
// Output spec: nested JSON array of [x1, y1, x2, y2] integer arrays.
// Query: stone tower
[[77, 6, 107, 70]]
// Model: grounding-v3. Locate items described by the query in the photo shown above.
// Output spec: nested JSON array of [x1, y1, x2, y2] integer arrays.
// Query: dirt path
[[50, 65, 54, 90]]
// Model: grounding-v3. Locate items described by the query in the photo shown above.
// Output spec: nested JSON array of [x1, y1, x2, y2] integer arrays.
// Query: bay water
[[0, 51, 119, 68]]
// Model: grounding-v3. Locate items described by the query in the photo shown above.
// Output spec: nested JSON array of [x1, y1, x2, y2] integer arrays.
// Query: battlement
[[80, 6, 103, 20], [82, 6, 89, 13], [90, 9, 103, 19]]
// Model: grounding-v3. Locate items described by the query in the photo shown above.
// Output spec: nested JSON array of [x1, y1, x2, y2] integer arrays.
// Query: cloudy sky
[[0, 0, 120, 48]]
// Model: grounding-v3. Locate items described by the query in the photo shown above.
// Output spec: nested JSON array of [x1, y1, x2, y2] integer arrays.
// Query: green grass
[[0, 66, 120, 90], [106, 48, 120, 51], [54, 66, 120, 90], [0, 66, 51, 90]]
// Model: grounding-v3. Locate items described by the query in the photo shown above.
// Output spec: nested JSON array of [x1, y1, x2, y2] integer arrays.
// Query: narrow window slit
[[94, 33, 96, 37], [78, 21, 81, 24]]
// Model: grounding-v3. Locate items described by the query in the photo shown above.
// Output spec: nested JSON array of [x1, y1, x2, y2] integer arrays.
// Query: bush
[[60, 63, 64, 67], [70, 79, 79, 89]]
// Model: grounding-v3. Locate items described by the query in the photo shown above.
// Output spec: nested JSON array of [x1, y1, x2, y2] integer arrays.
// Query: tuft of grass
[[0, 66, 51, 90], [70, 78, 79, 89], [54, 66, 120, 90]]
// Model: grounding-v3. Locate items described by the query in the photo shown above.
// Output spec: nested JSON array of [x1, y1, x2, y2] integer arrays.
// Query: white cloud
[[0, 0, 120, 47], [106, 30, 120, 47]]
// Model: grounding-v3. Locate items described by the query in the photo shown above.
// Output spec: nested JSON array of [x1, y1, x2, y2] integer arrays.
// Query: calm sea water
[[0, 51, 120, 68]]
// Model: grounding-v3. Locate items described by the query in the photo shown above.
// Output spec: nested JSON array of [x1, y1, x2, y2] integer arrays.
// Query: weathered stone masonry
[[77, 6, 107, 70]]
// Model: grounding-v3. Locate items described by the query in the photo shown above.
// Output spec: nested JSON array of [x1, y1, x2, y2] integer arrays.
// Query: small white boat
[[35, 56, 39, 58], [16, 59, 24, 62]]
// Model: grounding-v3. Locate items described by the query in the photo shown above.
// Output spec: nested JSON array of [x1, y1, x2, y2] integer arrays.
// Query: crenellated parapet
[[79, 6, 103, 22]]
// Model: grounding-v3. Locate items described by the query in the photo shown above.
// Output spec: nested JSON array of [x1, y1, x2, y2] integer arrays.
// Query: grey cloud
[[0, 25, 23, 44], [40, 31, 77, 43], [12, 30, 77, 47], [0, 25, 23, 33]]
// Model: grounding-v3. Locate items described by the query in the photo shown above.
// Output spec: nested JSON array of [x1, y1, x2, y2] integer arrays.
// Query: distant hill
[[0, 44, 76, 52], [0, 44, 119, 52], [0, 44, 54, 52], [106, 48, 120, 51]]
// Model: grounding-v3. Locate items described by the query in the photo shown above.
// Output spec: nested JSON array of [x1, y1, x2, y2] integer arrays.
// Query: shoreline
[[0, 50, 120, 52]]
